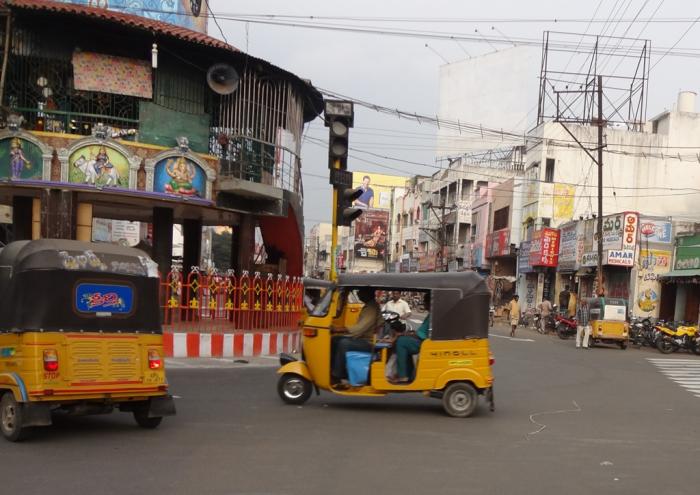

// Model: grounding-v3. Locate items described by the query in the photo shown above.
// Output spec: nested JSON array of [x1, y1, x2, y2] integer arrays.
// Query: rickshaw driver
[[330, 287, 384, 385]]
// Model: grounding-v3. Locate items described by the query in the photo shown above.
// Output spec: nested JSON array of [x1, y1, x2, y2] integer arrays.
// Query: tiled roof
[[5, 0, 238, 52]]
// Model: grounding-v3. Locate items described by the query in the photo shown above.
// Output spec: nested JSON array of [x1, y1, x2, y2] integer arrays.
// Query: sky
[[208, 0, 700, 231]]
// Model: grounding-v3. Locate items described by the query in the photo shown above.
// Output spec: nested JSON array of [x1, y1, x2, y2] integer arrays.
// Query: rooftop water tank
[[677, 91, 697, 113]]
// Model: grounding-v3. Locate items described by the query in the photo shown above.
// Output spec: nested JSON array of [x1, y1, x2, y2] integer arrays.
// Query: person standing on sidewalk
[[508, 295, 521, 337], [538, 297, 553, 334], [576, 298, 592, 349]]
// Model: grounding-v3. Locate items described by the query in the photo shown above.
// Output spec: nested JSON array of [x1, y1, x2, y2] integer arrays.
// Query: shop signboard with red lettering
[[486, 229, 510, 257], [622, 211, 639, 252], [529, 228, 560, 267]]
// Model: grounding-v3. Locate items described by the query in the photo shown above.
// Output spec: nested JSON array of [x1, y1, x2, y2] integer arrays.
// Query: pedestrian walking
[[576, 298, 592, 349], [538, 297, 553, 334], [508, 295, 521, 337]]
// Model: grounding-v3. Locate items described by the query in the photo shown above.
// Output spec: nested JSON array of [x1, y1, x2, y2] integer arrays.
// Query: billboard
[[639, 218, 672, 244], [353, 210, 389, 260], [58, 0, 209, 33], [352, 172, 407, 210]]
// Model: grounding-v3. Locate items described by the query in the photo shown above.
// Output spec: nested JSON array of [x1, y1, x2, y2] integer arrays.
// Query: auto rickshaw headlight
[[43, 349, 59, 372], [148, 349, 163, 369]]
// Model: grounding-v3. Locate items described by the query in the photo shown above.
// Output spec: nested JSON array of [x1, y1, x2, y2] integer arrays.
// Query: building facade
[[0, 0, 323, 280]]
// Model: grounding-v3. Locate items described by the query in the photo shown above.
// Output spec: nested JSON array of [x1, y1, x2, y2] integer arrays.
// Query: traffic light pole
[[330, 158, 340, 282]]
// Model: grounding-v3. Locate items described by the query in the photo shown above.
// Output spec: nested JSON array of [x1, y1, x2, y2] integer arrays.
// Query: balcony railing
[[211, 132, 303, 197]]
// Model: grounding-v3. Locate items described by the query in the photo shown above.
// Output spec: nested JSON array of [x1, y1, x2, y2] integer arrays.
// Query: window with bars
[[493, 206, 510, 231]]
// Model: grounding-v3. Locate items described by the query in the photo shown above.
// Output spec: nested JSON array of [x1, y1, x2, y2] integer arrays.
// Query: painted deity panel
[[153, 156, 206, 198], [0, 137, 43, 180], [69, 145, 130, 187]]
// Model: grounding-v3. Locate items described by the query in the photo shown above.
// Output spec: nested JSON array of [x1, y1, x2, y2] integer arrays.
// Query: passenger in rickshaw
[[331, 287, 383, 385], [392, 293, 431, 384]]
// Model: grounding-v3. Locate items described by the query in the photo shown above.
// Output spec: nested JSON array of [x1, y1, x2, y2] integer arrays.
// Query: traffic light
[[329, 168, 363, 227], [324, 100, 354, 169], [337, 186, 363, 227]]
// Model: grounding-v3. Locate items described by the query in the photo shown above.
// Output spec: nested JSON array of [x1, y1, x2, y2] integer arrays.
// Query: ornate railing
[[160, 267, 303, 333]]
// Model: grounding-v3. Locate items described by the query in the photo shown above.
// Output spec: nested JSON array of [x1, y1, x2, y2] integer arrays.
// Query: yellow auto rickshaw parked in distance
[[277, 272, 494, 418], [586, 297, 630, 349], [0, 240, 175, 441]]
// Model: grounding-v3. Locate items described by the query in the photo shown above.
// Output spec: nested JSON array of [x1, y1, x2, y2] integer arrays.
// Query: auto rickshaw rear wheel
[[133, 408, 163, 429], [278, 373, 312, 405], [442, 382, 478, 418], [0, 392, 28, 442]]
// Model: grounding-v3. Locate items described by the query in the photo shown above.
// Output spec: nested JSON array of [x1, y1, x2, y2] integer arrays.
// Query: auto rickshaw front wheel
[[278, 373, 312, 405], [0, 392, 28, 442], [442, 382, 478, 418]]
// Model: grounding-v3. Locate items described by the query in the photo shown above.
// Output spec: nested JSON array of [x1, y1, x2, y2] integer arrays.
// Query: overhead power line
[[88, 5, 700, 60]]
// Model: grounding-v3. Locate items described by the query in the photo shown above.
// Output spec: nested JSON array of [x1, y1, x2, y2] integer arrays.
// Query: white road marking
[[490, 334, 535, 342], [648, 358, 700, 399]]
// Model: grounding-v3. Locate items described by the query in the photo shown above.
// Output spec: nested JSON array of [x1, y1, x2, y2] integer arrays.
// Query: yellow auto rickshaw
[[586, 297, 630, 349], [0, 240, 175, 441], [277, 272, 494, 417]]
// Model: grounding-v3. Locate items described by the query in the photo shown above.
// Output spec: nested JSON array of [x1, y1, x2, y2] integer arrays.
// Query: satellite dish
[[206, 64, 240, 95]]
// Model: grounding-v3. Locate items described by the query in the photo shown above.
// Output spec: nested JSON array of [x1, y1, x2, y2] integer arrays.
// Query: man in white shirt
[[383, 291, 412, 320]]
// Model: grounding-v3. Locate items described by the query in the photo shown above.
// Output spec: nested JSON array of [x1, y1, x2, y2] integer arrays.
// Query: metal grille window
[[493, 206, 510, 231], [3, 24, 140, 135]]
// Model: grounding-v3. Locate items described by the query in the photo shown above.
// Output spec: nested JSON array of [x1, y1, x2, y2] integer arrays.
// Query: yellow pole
[[330, 158, 340, 281]]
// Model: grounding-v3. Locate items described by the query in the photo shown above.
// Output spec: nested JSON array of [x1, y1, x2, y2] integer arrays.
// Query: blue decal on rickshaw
[[75, 283, 133, 315]]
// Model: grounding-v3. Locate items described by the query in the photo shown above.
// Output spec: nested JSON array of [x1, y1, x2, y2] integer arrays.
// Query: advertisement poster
[[634, 249, 672, 318], [639, 218, 672, 244], [353, 210, 389, 259], [69, 145, 129, 187], [0, 137, 43, 180], [553, 184, 575, 224], [558, 222, 578, 271], [352, 171, 407, 210], [58, 0, 209, 33], [154, 156, 206, 198]]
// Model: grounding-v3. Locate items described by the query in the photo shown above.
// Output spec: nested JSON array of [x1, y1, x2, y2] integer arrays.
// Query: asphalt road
[[1, 323, 699, 495]]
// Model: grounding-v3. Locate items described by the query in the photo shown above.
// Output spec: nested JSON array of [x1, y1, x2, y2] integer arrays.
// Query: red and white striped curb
[[163, 331, 301, 358]]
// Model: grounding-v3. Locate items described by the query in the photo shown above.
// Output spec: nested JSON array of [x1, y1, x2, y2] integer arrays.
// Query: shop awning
[[661, 269, 700, 278]]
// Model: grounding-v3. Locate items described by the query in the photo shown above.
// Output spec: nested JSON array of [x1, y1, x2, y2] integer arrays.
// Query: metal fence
[[160, 268, 303, 334]]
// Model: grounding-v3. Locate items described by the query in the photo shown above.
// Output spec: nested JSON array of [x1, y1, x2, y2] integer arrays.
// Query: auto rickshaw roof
[[302, 277, 335, 289], [0, 239, 154, 278], [337, 271, 489, 295]]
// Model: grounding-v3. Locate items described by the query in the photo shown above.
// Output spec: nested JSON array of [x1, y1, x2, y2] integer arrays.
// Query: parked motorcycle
[[655, 321, 700, 354], [555, 314, 578, 339], [630, 317, 657, 347]]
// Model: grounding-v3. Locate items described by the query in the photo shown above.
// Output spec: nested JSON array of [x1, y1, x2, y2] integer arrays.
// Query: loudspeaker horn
[[206, 63, 240, 95]]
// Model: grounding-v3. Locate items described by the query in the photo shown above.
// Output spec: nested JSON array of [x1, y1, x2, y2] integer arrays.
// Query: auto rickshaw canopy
[[336, 272, 490, 340], [584, 297, 627, 321], [0, 239, 161, 333]]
